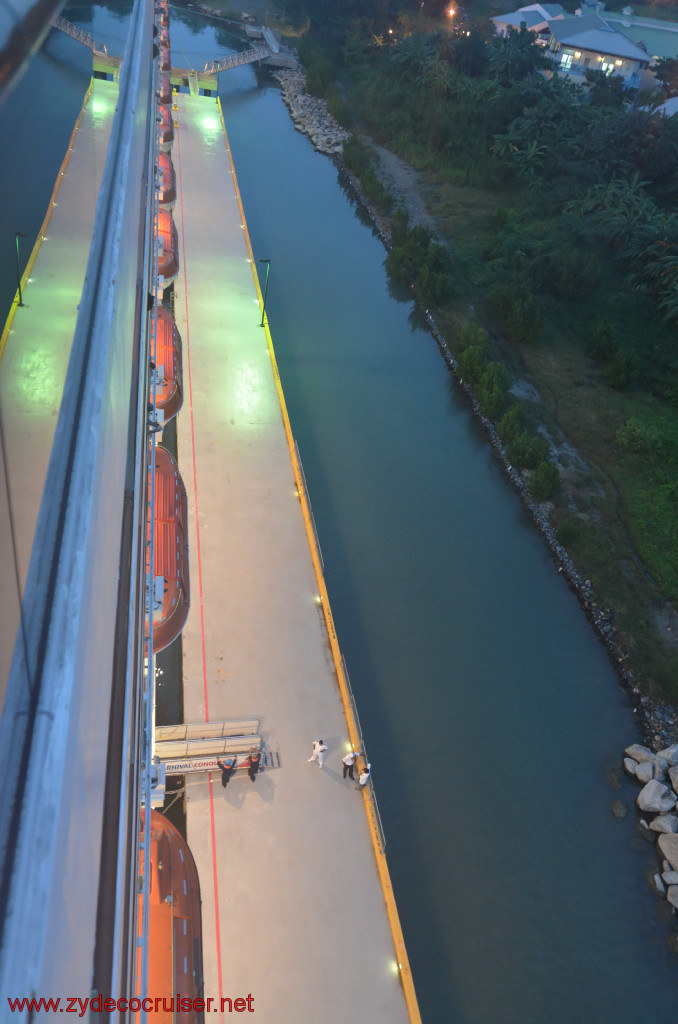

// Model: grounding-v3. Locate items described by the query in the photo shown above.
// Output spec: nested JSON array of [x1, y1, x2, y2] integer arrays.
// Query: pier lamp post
[[258, 257, 270, 327], [15, 232, 28, 307]]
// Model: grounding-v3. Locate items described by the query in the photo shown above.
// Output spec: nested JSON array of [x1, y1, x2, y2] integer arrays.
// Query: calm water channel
[[1, 4, 676, 1021]]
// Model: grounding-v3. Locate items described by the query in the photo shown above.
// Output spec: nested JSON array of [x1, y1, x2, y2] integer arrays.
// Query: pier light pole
[[15, 231, 28, 307], [258, 257, 270, 327]]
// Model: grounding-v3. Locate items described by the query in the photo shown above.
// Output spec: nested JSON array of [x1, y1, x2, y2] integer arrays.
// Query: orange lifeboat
[[156, 209, 179, 287], [157, 72, 172, 103], [138, 811, 203, 1022], [158, 152, 176, 210], [147, 445, 189, 655], [152, 305, 183, 422], [158, 104, 174, 152], [158, 45, 171, 73], [158, 28, 170, 48]]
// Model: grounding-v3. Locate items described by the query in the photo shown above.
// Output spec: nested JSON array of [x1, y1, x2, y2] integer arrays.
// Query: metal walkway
[[54, 16, 108, 56], [203, 41, 270, 75]]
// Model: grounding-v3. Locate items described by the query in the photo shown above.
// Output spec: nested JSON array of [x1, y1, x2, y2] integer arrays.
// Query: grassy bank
[[287, 8, 678, 708]]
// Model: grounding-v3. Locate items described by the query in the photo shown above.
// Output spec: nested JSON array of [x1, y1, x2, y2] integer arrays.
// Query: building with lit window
[[546, 14, 649, 86]]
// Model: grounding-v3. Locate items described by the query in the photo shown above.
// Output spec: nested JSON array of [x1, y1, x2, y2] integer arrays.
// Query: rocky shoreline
[[268, 62, 678, 753], [624, 742, 678, 917], [272, 69, 349, 155]]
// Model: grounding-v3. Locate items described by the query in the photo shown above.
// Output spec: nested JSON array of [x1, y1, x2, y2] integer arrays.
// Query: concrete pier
[[172, 90, 416, 1022]]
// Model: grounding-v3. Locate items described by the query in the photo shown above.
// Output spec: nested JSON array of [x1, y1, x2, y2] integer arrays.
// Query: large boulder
[[654, 757, 670, 781], [663, 870, 678, 886], [669, 766, 678, 795], [649, 814, 678, 834], [636, 779, 677, 814], [667, 886, 678, 910], [657, 743, 678, 766], [625, 743, 655, 763], [658, 833, 678, 871], [651, 873, 666, 895], [623, 757, 638, 775], [635, 761, 654, 783]]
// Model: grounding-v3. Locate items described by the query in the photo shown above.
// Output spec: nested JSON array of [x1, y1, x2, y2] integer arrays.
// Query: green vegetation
[[342, 137, 395, 213], [385, 210, 455, 306], [281, 0, 678, 702]]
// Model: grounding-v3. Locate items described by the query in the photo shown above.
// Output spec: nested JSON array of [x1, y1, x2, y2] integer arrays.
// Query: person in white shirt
[[342, 749, 360, 780], [357, 763, 371, 790], [307, 739, 328, 767]]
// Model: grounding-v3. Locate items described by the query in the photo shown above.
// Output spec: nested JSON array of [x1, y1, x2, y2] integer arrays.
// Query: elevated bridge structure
[[54, 15, 108, 55]]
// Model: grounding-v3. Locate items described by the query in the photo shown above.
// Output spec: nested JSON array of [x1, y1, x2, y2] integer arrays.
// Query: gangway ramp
[[54, 16, 108, 55], [262, 27, 280, 55], [203, 42, 269, 75]]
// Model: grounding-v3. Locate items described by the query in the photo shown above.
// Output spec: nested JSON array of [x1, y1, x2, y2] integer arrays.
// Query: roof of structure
[[604, 14, 678, 60], [549, 14, 650, 60], [493, 10, 546, 29]]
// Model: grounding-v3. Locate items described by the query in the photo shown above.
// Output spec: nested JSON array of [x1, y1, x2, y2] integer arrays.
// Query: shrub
[[456, 322, 488, 353], [529, 460, 561, 501], [386, 223, 455, 307], [326, 87, 351, 127], [604, 349, 638, 390], [342, 136, 371, 177], [457, 345, 488, 389], [506, 430, 550, 469], [587, 321, 616, 362], [478, 362, 510, 420], [416, 262, 454, 306], [535, 245, 602, 301], [488, 274, 544, 345], [615, 418, 663, 453], [498, 403, 525, 444]]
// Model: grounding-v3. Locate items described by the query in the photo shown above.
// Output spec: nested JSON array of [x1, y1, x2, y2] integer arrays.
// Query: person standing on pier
[[342, 749, 360, 780], [357, 764, 371, 790], [307, 739, 328, 767], [246, 749, 260, 783], [216, 757, 235, 788]]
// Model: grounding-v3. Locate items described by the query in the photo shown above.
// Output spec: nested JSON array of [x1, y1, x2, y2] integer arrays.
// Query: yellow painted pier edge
[[217, 96, 423, 1024], [0, 80, 94, 363]]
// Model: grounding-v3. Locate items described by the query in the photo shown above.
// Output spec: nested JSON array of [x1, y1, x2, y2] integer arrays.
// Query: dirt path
[[363, 137, 439, 235]]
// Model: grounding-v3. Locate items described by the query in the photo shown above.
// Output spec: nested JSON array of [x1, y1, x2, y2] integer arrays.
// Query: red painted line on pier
[[175, 102, 225, 1020]]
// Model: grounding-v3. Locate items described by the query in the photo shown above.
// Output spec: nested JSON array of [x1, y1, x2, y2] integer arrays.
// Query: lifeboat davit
[[157, 104, 174, 152], [157, 72, 172, 104], [158, 152, 176, 210], [152, 305, 183, 421], [156, 209, 179, 287], [138, 811, 203, 1022], [147, 445, 189, 654]]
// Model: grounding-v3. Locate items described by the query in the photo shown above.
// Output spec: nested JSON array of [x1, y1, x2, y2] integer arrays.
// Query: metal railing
[[343, 656, 387, 853], [293, 441, 324, 571], [291, 436, 387, 852], [54, 16, 108, 55], [203, 42, 269, 75]]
